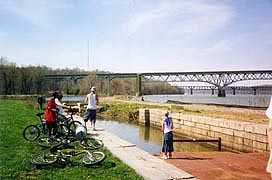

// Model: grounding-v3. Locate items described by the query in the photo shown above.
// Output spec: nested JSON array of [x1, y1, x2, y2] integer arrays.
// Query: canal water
[[96, 119, 218, 154]]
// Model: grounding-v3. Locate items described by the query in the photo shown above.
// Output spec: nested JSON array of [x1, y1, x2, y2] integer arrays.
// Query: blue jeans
[[162, 131, 174, 152]]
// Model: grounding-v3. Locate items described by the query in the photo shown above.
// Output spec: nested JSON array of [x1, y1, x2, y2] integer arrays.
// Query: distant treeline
[[0, 57, 182, 96]]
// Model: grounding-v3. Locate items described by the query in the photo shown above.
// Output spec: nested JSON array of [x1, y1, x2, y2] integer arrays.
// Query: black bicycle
[[60, 104, 83, 136], [23, 112, 69, 141]]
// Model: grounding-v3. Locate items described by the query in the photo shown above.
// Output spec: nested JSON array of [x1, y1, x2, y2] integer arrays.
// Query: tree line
[[0, 57, 183, 96]]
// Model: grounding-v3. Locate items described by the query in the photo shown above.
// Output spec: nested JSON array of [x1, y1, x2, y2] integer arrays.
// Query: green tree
[[0, 57, 17, 94]]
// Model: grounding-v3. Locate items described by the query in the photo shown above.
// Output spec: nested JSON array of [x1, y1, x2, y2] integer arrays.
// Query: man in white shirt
[[83, 87, 99, 130]]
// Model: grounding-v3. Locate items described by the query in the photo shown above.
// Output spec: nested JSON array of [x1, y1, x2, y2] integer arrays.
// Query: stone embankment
[[139, 109, 268, 153], [73, 97, 269, 152]]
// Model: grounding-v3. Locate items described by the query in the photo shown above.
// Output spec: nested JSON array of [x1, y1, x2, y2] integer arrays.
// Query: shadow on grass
[[34, 160, 116, 170]]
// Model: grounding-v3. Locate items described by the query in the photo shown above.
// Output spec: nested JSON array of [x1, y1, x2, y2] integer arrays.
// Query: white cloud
[[203, 39, 233, 55], [0, 0, 67, 28], [125, 2, 172, 34], [125, 1, 235, 36]]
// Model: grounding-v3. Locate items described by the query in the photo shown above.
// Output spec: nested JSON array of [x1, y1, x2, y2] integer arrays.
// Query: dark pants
[[83, 109, 96, 123], [46, 121, 57, 136], [162, 131, 174, 153]]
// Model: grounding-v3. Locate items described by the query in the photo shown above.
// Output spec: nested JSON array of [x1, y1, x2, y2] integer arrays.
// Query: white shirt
[[87, 93, 97, 110], [55, 98, 64, 114], [163, 117, 172, 134]]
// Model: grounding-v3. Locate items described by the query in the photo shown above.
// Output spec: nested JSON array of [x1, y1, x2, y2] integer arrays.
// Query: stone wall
[[139, 108, 268, 153]]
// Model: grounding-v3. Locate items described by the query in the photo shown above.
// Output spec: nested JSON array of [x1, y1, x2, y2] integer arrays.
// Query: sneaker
[[168, 155, 172, 159], [161, 155, 168, 159]]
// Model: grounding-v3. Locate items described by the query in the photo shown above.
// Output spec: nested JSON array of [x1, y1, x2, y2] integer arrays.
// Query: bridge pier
[[107, 77, 111, 96], [218, 87, 226, 97], [136, 74, 142, 96]]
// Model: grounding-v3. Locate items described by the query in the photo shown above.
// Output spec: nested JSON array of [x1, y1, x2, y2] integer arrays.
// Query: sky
[[0, 0, 272, 75]]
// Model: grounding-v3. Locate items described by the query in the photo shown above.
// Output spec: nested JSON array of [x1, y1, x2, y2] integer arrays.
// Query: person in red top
[[45, 92, 59, 137]]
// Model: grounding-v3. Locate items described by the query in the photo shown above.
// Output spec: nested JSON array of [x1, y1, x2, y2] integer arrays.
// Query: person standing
[[37, 96, 45, 109], [55, 94, 69, 125], [45, 92, 59, 137], [55, 95, 68, 115], [266, 96, 272, 178], [161, 111, 174, 159], [83, 86, 99, 130]]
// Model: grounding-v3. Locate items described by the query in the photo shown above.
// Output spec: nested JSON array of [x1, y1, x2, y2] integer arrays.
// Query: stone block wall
[[139, 108, 268, 153]]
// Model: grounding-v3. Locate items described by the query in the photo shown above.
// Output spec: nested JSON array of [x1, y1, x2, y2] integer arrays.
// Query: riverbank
[[99, 96, 268, 125], [0, 100, 144, 180]]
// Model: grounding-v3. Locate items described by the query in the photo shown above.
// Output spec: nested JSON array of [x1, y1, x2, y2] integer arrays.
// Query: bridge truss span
[[96, 70, 272, 97], [141, 70, 272, 87]]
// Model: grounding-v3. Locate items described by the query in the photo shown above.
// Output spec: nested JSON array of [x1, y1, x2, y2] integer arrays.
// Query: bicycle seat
[[36, 112, 45, 117]]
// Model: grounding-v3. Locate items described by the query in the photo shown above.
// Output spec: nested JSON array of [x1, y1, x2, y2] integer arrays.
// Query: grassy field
[[0, 100, 144, 180]]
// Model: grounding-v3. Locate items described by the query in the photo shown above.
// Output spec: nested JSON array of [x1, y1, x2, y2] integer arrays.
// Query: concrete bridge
[[43, 73, 89, 83]]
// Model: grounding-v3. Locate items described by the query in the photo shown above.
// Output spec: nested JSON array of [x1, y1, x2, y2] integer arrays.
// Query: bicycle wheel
[[31, 152, 57, 166], [68, 120, 82, 136], [36, 137, 61, 148], [23, 125, 40, 141], [79, 138, 103, 150], [81, 151, 106, 166]]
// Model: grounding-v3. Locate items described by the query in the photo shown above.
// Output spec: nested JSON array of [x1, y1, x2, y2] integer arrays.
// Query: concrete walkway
[[74, 115, 196, 180]]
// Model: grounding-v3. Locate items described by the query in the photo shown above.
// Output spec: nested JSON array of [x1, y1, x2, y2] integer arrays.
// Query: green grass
[[99, 100, 169, 120], [0, 100, 144, 180]]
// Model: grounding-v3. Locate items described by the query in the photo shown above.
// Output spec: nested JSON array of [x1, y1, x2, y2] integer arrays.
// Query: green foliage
[[142, 82, 184, 95], [0, 57, 182, 96], [98, 100, 169, 121], [100, 101, 165, 113], [0, 100, 144, 180]]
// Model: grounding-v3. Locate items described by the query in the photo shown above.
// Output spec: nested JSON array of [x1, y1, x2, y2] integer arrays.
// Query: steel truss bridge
[[175, 86, 272, 96], [43, 70, 272, 97], [97, 70, 272, 96]]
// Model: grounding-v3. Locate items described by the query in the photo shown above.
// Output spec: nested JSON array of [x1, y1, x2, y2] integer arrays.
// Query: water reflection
[[97, 119, 218, 154]]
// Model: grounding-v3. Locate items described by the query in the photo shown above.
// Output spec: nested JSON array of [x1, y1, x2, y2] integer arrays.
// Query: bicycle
[[60, 104, 83, 136], [23, 112, 69, 142], [36, 131, 103, 149], [23, 112, 47, 141], [31, 148, 106, 167]]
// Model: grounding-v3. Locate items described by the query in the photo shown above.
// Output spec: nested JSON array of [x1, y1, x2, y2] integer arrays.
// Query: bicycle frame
[[31, 148, 106, 167]]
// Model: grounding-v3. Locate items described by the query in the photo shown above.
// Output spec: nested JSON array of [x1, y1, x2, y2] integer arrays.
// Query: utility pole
[[87, 40, 90, 68]]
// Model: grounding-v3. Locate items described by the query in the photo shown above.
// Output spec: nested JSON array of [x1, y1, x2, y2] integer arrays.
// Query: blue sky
[[0, 0, 272, 74]]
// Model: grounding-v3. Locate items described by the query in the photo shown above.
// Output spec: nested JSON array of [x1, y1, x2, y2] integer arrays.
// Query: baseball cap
[[90, 86, 96, 92]]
